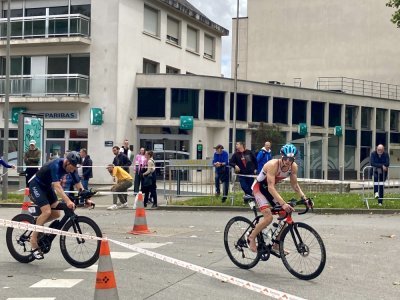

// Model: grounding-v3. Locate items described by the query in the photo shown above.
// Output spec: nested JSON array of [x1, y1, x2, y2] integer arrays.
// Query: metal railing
[[0, 74, 89, 96], [317, 77, 400, 100], [362, 166, 400, 209], [0, 14, 90, 39]]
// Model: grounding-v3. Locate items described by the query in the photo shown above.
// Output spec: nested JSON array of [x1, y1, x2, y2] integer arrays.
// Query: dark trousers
[[239, 175, 254, 196], [25, 167, 38, 187], [215, 172, 229, 198], [143, 184, 157, 206], [373, 171, 387, 204], [134, 172, 141, 192]]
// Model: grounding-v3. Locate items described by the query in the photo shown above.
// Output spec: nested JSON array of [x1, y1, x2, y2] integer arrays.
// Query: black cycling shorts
[[29, 180, 58, 208]]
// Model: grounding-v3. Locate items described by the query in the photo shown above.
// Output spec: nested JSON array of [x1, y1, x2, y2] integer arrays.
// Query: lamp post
[[2, 0, 11, 200], [232, 0, 239, 153]]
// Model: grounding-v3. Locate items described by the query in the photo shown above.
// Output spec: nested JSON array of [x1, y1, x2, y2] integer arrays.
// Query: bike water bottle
[[262, 228, 273, 244]]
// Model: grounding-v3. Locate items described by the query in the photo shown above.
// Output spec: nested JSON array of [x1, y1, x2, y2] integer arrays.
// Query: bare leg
[[31, 203, 60, 250], [248, 208, 273, 252]]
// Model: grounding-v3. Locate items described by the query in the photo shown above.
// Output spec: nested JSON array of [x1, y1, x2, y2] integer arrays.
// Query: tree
[[386, 0, 400, 27], [250, 122, 285, 155]]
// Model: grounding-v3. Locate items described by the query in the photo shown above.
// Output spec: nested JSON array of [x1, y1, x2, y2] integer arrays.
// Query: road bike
[[6, 190, 102, 268], [224, 195, 326, 280]]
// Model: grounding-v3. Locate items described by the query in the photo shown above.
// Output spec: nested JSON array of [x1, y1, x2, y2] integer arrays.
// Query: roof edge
[[156, 0, 229, 36]]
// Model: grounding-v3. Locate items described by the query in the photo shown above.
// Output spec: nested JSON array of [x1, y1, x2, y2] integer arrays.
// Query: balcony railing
[[0, 74, 89, 96], [0, 14, 90, 40], [317, 77, 400, 100]]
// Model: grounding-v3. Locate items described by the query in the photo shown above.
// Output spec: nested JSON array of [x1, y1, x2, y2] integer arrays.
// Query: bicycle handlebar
[[68, 189, 97, 208], [275, 198, 314, 220]]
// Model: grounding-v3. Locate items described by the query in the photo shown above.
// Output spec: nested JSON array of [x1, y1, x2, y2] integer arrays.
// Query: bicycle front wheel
[[279, 222, 326, 280], [6, 214, 36, 264], [59, 216, 102, 268], [224, 216, 261, 269]]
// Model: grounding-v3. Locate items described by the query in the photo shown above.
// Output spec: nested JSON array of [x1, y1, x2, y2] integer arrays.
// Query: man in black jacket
[[112, 146, 132, 173], [79, 148, 93, 190], [229, 141, 257, 195], [370, 144, 390, 206]]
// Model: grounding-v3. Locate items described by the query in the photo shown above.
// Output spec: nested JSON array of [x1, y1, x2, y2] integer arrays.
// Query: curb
[[1, 203, 399, 215]]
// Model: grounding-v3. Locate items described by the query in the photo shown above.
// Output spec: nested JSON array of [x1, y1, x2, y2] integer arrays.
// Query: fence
[[362, 166, 400, 209]]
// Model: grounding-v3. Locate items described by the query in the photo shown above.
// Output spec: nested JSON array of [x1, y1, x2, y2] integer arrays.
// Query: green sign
[[90, 108, 103, 125], [197, 144, 203, 151], [334, 126, 343, 137], [11, 107, 26, 124], [180, 116, 193, 130], [298, 123, 307, 135]]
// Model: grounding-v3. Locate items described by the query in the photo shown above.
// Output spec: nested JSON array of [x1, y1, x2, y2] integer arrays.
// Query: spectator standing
[[120, 139, 133, 160], [256, 141, 272, 174], [370, 144, 390, 206], [23, 140, 41, 186], [62, 150, 74, 192], [106, 164, 133, 210], [112, 146, 132, 173], [133, 147, 147, 193], [79, 148, 93, 190], [229, 141, 257, 196], [212, 144, 229, 203], [141, 150, 158, 208]]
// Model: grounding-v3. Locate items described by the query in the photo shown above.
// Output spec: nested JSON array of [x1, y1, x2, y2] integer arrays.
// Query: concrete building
[[0, 0, 228, 184], [233, 0, 400, 88]]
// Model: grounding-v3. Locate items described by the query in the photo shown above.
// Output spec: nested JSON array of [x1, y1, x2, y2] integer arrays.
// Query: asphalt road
[[0, 207, 399, 300]]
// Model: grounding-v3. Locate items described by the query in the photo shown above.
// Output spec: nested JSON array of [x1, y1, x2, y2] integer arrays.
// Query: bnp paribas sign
[[36, 111, 79, 121]]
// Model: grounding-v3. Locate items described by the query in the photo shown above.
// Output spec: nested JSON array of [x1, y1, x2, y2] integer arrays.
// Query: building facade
[[233, 0, 400, 88], [0, 0, 228, 183]]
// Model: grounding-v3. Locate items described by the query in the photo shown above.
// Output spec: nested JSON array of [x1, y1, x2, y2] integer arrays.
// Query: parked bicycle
[[224, 195, 326, 280], [6, 190, 102, 268]]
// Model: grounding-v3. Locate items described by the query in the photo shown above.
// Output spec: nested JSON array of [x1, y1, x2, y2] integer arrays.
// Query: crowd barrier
[[362, 166, 400, 209]]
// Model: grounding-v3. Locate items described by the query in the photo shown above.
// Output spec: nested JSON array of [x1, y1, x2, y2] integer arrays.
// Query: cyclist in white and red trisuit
[[247, 144, 308, 253]]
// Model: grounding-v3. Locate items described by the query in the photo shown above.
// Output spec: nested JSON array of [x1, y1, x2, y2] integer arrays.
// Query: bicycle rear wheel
[[6, 214, 36, 263], [279, 222, 326, 280], [224, 216, 261, 269], [59, 216, 102, 268]]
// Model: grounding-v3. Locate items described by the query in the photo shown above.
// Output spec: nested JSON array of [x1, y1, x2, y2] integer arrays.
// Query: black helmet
[[66, 151, 82, 166]]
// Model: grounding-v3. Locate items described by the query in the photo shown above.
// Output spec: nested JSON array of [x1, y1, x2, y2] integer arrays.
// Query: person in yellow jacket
[[106, 164, 133, 210]]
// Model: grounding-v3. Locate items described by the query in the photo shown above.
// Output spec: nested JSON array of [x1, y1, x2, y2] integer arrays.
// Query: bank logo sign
[[31, 111, 79, 121]]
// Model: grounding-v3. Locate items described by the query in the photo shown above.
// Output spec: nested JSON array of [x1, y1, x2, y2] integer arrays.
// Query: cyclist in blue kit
[[29, 151, 88, 259]]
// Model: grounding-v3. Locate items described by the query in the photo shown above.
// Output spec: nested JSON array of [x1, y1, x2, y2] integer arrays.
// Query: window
[[273, 98, 288, 124], [143, 59, 159, 74], [204, 34, 215, 59], [0, 56, 31, 75], [166, 66, 180, 74], [137, 88, 165, 117], [187, 26, 198, 52], [204, 90, 225, 120], [345, 106, 356, 128], [252, 95, 268, 122], [376, 109, 386, 131], [70, 55, 90, 76], [361, 107, 371, 129], [390, 110, 400, 131], [167, 16, 180, 45], [311, 101, 324, 126], [230, 93, 248, 121], [292, 99, 307, 125], [171, 89, 199, 118], [48, 56, 68, 74], [144, 5, 159, 36], [329, 103, 341, 127]]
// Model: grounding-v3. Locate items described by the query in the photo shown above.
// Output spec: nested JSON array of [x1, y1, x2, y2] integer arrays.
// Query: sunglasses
[[282, 157, 295, 163]]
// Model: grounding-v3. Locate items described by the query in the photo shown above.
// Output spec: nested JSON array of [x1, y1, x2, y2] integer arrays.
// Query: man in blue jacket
[[213, 144, 229, 202], [370, 144, 390, 206], [256, 141, 272, 174]]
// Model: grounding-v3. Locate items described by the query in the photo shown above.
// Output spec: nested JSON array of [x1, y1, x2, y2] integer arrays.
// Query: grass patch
[[0, 193, 24, 203], [170, 192, 400, 209]]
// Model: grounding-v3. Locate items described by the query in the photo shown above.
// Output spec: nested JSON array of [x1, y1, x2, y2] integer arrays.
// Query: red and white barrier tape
[[108, 238, 306, 300], [0, 218, 306, 300], [0, 218, 102, 241]]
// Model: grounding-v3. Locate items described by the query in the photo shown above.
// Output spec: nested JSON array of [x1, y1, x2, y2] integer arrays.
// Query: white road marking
[[7, 298, 56, 300], [64, 265, 98, 272], [30, 279, 83, 288], [111, 251, 139, 259], [132, 242, 169, 249]]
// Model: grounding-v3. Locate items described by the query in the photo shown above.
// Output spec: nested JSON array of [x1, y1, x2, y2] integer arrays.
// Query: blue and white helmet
[[280, 144, 298, 158]]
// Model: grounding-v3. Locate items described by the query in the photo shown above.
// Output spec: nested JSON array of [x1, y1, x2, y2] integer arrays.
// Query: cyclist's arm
[[289, 163, 306, 199], [52, 181, 75, 209]]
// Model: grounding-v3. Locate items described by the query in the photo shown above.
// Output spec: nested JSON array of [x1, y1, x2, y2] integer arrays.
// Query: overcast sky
[[188, 0, 248, 78]]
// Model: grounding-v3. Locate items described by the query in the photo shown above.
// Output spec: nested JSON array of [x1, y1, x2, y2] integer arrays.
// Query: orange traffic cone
[[128, 192, 150, 235], [94, 239, 119, 300], [21, 188, 32, 214]]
